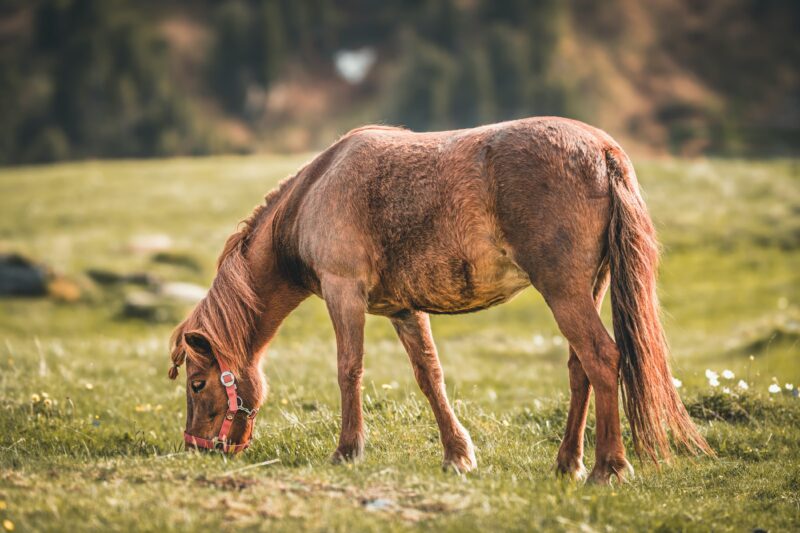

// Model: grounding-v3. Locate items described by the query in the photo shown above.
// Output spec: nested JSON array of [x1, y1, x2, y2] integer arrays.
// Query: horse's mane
[[168, 176, 295, 378]]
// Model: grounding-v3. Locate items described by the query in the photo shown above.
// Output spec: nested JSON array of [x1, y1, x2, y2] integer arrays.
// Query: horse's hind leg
[[391, 311, 477, 473], [555, 349, 590, 481], [555, 263, 609, 481], [544, 286, 633, 485], [322, 275, 368, 463]]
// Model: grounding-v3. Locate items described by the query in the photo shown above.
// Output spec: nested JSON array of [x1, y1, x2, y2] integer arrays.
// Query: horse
[[167, 117, 712, 484]]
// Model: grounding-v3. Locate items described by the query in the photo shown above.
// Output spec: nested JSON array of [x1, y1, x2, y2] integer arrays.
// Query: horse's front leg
[[323, 275, 367, 463], [391, 311, 477, 473]]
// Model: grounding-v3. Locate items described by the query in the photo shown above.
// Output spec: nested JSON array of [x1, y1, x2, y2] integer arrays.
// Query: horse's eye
[[191, 380, 206, 393]]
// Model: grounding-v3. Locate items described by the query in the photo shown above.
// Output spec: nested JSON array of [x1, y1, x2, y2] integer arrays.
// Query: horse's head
[[169, 330, 266, 453]]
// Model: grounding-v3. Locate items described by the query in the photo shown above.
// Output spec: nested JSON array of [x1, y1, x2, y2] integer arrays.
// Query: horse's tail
[[605, 148, 713, 462]]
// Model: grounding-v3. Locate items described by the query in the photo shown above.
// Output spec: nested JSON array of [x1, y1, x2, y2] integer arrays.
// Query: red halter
[[183, 358, 258, 453]]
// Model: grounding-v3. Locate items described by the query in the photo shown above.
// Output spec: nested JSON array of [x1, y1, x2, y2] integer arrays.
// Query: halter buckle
[[220, 371, 236, 387]]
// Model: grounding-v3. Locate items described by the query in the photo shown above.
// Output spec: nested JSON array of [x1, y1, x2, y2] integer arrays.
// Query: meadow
[[0, 155, 798, 532]]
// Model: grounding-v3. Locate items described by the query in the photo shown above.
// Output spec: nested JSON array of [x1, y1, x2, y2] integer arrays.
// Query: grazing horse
[[168, 117, 712, 484]]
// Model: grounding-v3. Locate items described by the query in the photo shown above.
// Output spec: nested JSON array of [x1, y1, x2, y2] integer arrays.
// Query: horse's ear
[[184, 331, 213, 358]]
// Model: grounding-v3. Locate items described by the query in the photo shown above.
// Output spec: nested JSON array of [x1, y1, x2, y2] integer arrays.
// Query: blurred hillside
[[0, 0, 798, 165]]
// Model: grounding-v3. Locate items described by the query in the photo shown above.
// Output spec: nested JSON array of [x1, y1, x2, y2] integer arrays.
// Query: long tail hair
[[605, 148, 714, 462]]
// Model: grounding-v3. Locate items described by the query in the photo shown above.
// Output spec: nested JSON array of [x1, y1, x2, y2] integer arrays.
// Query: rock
[[48, 278, 81, 302], [128, 234, 173, 254], [159, 282, 206, 303], [0, 253, 49, 297], [150, 251, 201, 271], [86, 269, 159, 287], [362, 498, 394, 511], [122, 291, 163, 320]]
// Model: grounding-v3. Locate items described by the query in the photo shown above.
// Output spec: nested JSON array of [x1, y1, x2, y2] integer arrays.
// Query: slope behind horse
[[168, 117, 712, 484]]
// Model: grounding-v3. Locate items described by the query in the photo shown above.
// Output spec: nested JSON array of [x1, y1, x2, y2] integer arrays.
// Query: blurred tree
[[255, 0, 287, 86], [0, 0, 202, 163], [390, 35, 457, 130], [451, 47, 495, 128], [209, 0, 254, 114], [485, 25, 529, 121], [280, 0, 314, 59]]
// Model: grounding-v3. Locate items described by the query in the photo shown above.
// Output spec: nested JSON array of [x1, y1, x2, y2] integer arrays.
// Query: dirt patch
[[193, 475, 470, 523], [195, 474, 261, 492]]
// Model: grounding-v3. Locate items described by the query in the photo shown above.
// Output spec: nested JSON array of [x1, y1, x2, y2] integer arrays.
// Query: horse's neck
[[247, 216, 309, 358]]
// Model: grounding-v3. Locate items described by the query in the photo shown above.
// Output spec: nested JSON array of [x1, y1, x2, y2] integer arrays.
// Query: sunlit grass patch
[[1, 156, 798, 531]]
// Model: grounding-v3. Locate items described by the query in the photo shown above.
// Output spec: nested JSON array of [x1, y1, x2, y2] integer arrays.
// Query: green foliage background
[[0, 0, 798, 164]]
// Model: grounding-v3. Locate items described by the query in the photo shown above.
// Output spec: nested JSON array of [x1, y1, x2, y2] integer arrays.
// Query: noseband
[[183, 358, 259, 453]]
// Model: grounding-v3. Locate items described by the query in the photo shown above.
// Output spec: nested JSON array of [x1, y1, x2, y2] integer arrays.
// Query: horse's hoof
[[442, 452, 477, 474], [442, 433, 477, 474], [588, 457, 634, 485], [555, 458, 588, 482], [330, 444, 364, 465]]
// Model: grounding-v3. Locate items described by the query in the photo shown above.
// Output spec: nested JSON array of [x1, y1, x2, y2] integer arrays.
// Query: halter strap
[[183, 358, 258, 453]]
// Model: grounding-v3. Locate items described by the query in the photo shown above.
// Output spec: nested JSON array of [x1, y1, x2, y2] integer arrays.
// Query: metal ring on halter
[[237, 395, 258, 418], [220, 371, 236, 387]]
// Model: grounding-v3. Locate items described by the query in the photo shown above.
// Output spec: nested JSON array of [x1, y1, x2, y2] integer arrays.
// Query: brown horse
[[168, 117, 712, 483]]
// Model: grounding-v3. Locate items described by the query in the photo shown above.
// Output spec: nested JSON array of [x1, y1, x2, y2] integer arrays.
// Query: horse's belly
[[422, 256, 530, 314], [367, 249, 530, 315]]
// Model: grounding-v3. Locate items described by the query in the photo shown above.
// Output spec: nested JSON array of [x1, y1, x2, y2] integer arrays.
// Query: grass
[[1, 155, 799, 531]]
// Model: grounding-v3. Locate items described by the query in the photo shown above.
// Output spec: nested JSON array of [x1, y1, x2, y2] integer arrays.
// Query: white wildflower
[[672, 377, 682, 389], [708, 376, 720, 387], [705, 369, 718, 380], [722, 387, 732, 395], [786, 383, 794, 391], [721, 369, 735, 380], [768, 383, 781, 394], [737, 380, 749, 390]]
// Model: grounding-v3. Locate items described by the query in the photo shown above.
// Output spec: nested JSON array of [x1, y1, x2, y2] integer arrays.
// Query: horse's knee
[[338, 363, 363, 388]]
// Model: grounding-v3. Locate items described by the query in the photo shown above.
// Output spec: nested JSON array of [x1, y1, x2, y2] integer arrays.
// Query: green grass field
[[1, 156, 799, 532]]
